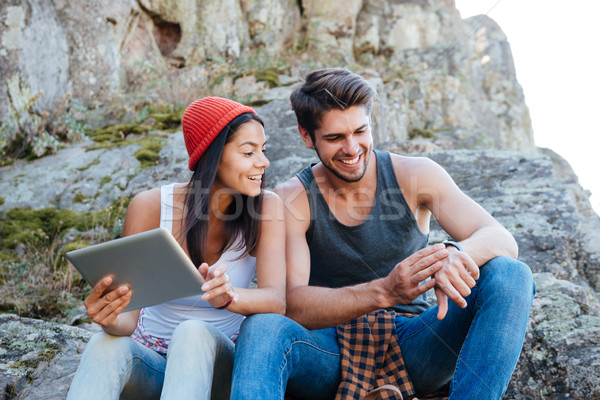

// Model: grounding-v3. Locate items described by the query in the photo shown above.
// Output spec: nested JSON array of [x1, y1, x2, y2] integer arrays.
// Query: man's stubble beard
[[312, 144, 372, 183]]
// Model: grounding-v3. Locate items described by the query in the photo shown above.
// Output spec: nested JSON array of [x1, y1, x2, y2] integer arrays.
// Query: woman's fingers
[[198, 262, 209, 279], [85, 285, 130, 319], [202, 264, 229, 291], [84, 276, 113, 308], [90, 289, 132, 327], [202, 280, 234, 301]]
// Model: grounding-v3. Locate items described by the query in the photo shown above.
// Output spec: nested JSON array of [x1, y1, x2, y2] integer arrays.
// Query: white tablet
[[65, 227, 205, 312]]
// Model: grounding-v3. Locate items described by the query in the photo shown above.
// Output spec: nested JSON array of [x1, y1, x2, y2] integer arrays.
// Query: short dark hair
[[183, 112, 265, 266], [289, 68, 377, 139]]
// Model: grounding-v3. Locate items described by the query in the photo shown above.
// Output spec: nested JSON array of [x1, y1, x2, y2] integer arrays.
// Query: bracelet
[[442, 240, 463, 252], [215, 299, 232, 310]]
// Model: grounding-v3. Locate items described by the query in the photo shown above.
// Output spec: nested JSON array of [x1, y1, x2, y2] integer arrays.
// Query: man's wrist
[[370, 278, 393, 309], [442, 240, 463, 252]]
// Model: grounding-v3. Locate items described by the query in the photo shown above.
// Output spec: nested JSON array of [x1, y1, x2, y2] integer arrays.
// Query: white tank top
[[134, 183, 256, 344]]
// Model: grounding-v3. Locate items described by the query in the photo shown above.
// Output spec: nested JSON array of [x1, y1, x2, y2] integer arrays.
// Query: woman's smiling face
[[214, 119, 269, 198]]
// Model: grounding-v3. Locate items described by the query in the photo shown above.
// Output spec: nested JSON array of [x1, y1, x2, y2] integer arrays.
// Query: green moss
[[88, 124, 152, 143], [7, 341, 61, 375], [148, 107, 184, 131], [254, 69, 280, 88], [0, 196, 4, 205], [72, 193, 92, 204], [134, 136, 166, 169], [408, 128, 436, 140], [76, 158, 100, 172], [0, 197, 132, 322], [61, 239, 91, 257], [0, 208, 93, 249], [99, 176, 112, 187]]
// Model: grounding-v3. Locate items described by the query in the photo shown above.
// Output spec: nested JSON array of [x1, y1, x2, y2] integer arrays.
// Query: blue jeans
[[67, 319, 234, 400], [231, 257, 535, 400]]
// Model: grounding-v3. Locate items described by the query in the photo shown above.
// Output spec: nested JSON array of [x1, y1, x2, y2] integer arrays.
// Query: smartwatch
[[442, 240, 463, 252]]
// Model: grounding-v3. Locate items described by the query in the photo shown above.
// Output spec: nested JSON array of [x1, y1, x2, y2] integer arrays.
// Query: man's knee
[[239, 313, 293, 336], [481, 256, 535, 299], [237, 313, 300, 350]]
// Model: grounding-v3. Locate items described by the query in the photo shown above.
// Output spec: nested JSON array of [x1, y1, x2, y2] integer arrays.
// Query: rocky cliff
[[1, 1, 599, 399]]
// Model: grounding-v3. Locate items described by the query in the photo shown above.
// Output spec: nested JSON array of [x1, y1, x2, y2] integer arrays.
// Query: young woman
[[67, 97, 286, 400]]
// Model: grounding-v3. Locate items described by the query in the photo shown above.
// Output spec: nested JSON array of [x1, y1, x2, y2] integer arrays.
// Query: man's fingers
[[436, 276, 468, 309], [435, 288, 448, 320], [412, 261, 444, 283], [403, 244, 446, 267], [459, 266, 477, 288], [416, 278, 437, 295], [409, 247, 449, 273], [467, 259, 480, 281]]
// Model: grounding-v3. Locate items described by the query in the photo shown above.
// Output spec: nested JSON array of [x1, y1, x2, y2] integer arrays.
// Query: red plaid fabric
[[335, 310, 449, 400]]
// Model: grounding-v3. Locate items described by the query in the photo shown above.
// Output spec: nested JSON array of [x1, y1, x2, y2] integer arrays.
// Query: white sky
[[454, 0, 600, 215]]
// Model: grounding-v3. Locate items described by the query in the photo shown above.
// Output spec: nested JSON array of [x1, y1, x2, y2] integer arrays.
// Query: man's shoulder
[[385, 151, 439, 174], [274, 175, 308, 203], [274, 175, 311, 227]]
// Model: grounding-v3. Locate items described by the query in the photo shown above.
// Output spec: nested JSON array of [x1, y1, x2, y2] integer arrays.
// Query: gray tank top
[[296, 150, 430, 314]]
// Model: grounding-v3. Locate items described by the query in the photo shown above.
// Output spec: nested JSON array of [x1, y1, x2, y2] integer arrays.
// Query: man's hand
[[380, 244, 449, 308], [434, 247, 480, 319]]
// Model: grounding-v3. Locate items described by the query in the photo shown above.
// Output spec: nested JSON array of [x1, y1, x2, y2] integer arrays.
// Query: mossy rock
[[76, 158, 100, 172], [0, 197, 130, 321], [254, 69, 280, 88], [134, 136, 166, 169], [72, 193, 93, 204], [99, 176, 112, 187], [88, 124, 152, 142], [148, 108, 184, 131], [408, 127, 436, 139], [0, 196, 4, 205], [60, 240, 91, 257], [0, 208, 93, 249]]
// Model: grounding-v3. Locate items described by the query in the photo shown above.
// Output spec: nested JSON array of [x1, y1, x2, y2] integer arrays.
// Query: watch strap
[[442, 240, 463, 252]]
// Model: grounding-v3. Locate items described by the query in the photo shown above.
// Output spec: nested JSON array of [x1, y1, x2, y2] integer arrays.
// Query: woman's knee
[[170, 319, 230, 353], [80, 331, 137, 366]]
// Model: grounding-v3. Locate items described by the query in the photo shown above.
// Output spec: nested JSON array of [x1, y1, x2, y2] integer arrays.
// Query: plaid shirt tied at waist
[[335, 310, 449, 400]]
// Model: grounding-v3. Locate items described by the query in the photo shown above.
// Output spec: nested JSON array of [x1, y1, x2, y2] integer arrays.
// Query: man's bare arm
[[407, 156, 518, 263], [396, 155, 519, 318], [276, 179, 446, 329]]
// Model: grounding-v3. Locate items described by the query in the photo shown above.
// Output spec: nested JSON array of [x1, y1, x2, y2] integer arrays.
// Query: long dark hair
[[183, 112, 265, 267]]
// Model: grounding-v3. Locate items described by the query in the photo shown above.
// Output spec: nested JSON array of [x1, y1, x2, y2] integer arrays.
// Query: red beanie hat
[[182, 97, 256, 171]]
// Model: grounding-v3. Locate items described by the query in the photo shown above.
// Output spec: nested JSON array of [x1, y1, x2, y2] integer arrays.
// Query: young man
[[230, 68, 535, 399]]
